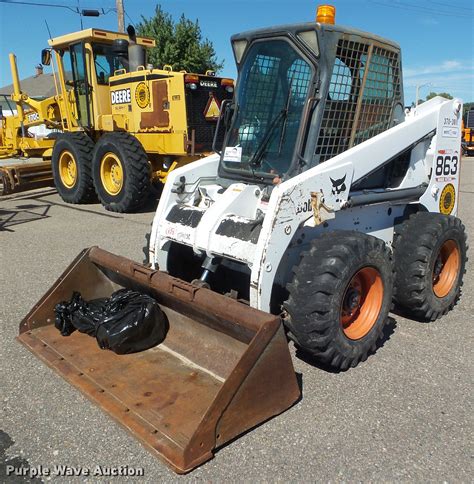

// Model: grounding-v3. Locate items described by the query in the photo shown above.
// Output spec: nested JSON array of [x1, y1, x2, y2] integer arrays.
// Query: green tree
[[136, 5, 223, 74], [415, 91, 453, 106], [425, 91, 453, 101]]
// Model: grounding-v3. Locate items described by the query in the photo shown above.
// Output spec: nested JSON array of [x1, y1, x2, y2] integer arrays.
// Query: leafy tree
[[136, 5, 223, 73], [425, 91, 453, 101], [414, 91, 453, 106]]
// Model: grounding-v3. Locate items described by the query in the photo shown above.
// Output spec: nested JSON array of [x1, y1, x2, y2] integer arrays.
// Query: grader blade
[[18, 247, 300, 473], [0, 162, 53, 196]]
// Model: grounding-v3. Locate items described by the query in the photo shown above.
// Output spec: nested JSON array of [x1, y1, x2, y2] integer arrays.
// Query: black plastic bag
[[54, 289, 167, 354]]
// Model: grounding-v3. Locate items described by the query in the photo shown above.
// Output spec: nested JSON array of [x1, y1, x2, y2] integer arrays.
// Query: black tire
[[283, 231, 393, 371], [393, 212, 467, 321], [51, 132, 96, 203], [92, 133, 151, 212]]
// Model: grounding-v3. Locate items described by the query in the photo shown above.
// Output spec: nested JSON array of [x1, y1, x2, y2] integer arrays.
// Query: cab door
[[69, 42, 92, 127]]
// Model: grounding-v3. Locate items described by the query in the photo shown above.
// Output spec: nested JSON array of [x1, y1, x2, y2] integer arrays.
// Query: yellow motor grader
[[0, 55, 60, 195], [1, 26, 233, 210]]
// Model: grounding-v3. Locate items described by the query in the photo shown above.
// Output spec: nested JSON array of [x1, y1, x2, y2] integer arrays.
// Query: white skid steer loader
[[19, 6, 467, 474], [146, 11, 467, 371]]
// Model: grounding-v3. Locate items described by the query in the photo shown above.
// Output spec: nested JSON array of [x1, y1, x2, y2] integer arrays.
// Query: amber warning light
[[316, 4, 336, 24]]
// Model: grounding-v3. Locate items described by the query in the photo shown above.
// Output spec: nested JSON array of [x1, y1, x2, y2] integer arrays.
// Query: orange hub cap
[[341, 267, 384, 340], [432, 239, 460, 298]]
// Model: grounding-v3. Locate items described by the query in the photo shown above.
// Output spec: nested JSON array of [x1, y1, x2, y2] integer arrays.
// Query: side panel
[[419, 101, 463, 216], [109, 72, 188, 155]]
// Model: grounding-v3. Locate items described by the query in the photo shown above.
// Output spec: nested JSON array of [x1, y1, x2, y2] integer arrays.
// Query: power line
[[0, 0, 79, 13], [428, 0, 472, 12], [368, 0, 467, 18], [394, 0, 471, 14], [124, 9, 134, 26], [370, 1, 465, 17], [0, 0, 116, 14]]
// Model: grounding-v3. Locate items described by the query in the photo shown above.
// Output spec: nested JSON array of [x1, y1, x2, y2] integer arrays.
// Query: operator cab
[[44, 27, 155, 128], [217, 5, 404, 185]]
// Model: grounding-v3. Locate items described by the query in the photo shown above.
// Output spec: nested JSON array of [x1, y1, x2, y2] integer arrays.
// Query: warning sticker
[[439, 183, 456, 215], [203, 94, 221, 120], [135, 82, 150, 109]]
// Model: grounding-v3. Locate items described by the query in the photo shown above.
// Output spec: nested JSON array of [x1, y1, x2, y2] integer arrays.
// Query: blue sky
[[0, 0, 473, 103]]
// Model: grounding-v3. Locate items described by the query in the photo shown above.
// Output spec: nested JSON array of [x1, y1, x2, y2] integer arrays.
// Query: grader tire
[[92, 133, 151, 213], [51, 133, 96, 204], [393, 212, 467, 321], [284, 231, 393, 371]]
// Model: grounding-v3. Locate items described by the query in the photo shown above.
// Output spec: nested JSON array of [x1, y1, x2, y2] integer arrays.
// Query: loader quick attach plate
[[17, 247, 300, 473]]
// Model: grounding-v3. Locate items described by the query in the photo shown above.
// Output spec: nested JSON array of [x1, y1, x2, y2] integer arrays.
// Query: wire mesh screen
[[353, 46, 401, 145], [224, 41, 312, 175], [237, 54, 284, 157], [315, 40, 368, 162], [237, 55, 312, 158], [315, 39, 401, 162]]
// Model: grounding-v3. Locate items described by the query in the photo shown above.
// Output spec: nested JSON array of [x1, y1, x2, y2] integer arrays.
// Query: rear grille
[[466, 110, 474, 129], [316, 39, 401, 163], [185, 78, 232, 152]]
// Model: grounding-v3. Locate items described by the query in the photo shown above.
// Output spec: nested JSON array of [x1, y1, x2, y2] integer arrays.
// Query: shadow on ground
[[295, 316, 397, 373], [0, 188, 161, 231], [0, 430, 41, 483], [0, 204, 51, 232]]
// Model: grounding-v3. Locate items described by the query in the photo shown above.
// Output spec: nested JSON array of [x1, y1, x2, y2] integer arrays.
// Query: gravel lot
[[1, 157, 473, 482]]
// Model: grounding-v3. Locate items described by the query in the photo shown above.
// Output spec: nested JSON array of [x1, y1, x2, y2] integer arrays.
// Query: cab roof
[[231, 21, 401, 52], [48, 28, 156, 49]]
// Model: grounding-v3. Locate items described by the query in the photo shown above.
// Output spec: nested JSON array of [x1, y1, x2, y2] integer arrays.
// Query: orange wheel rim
[[341, 267, 384, 340], [432, 239, 460, 298]]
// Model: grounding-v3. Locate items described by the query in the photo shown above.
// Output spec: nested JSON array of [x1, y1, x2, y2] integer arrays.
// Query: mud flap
[[17, 247, 300, 473]]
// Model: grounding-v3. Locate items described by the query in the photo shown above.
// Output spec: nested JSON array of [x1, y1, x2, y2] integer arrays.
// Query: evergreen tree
[[136, 5, 223, 73]]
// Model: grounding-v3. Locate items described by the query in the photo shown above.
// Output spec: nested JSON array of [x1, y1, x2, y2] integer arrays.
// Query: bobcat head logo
[[330, 174, 347, 195]]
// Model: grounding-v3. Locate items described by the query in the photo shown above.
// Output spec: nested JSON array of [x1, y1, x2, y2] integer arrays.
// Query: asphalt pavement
[[1, 158, 473, 482]]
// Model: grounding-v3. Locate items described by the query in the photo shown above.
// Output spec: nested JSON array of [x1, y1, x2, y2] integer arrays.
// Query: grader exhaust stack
[[18, 247, 300, 473]]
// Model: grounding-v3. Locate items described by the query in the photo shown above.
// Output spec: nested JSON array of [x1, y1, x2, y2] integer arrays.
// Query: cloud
[[404, 60, 466, 78], [403, 59, 474, 101], [404, 72, 474, 87]]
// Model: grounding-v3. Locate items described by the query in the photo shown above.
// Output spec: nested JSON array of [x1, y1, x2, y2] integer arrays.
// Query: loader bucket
[[18, 247, 300, 473]]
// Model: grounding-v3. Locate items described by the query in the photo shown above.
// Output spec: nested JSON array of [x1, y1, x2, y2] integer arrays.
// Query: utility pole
[[415, 82, 431, 108], [116, 0, 125, 33]]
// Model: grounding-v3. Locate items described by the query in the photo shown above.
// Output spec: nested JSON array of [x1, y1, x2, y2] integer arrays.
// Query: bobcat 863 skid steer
[[18, 5, 467, 474]]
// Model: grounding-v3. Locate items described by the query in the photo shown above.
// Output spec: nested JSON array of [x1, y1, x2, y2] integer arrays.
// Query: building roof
[[0, 72, 58, 99]]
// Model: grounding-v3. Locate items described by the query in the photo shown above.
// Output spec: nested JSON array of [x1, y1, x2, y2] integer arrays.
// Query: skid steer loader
[[18, 5, 467, 474], [145, 8, 467, 366]]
